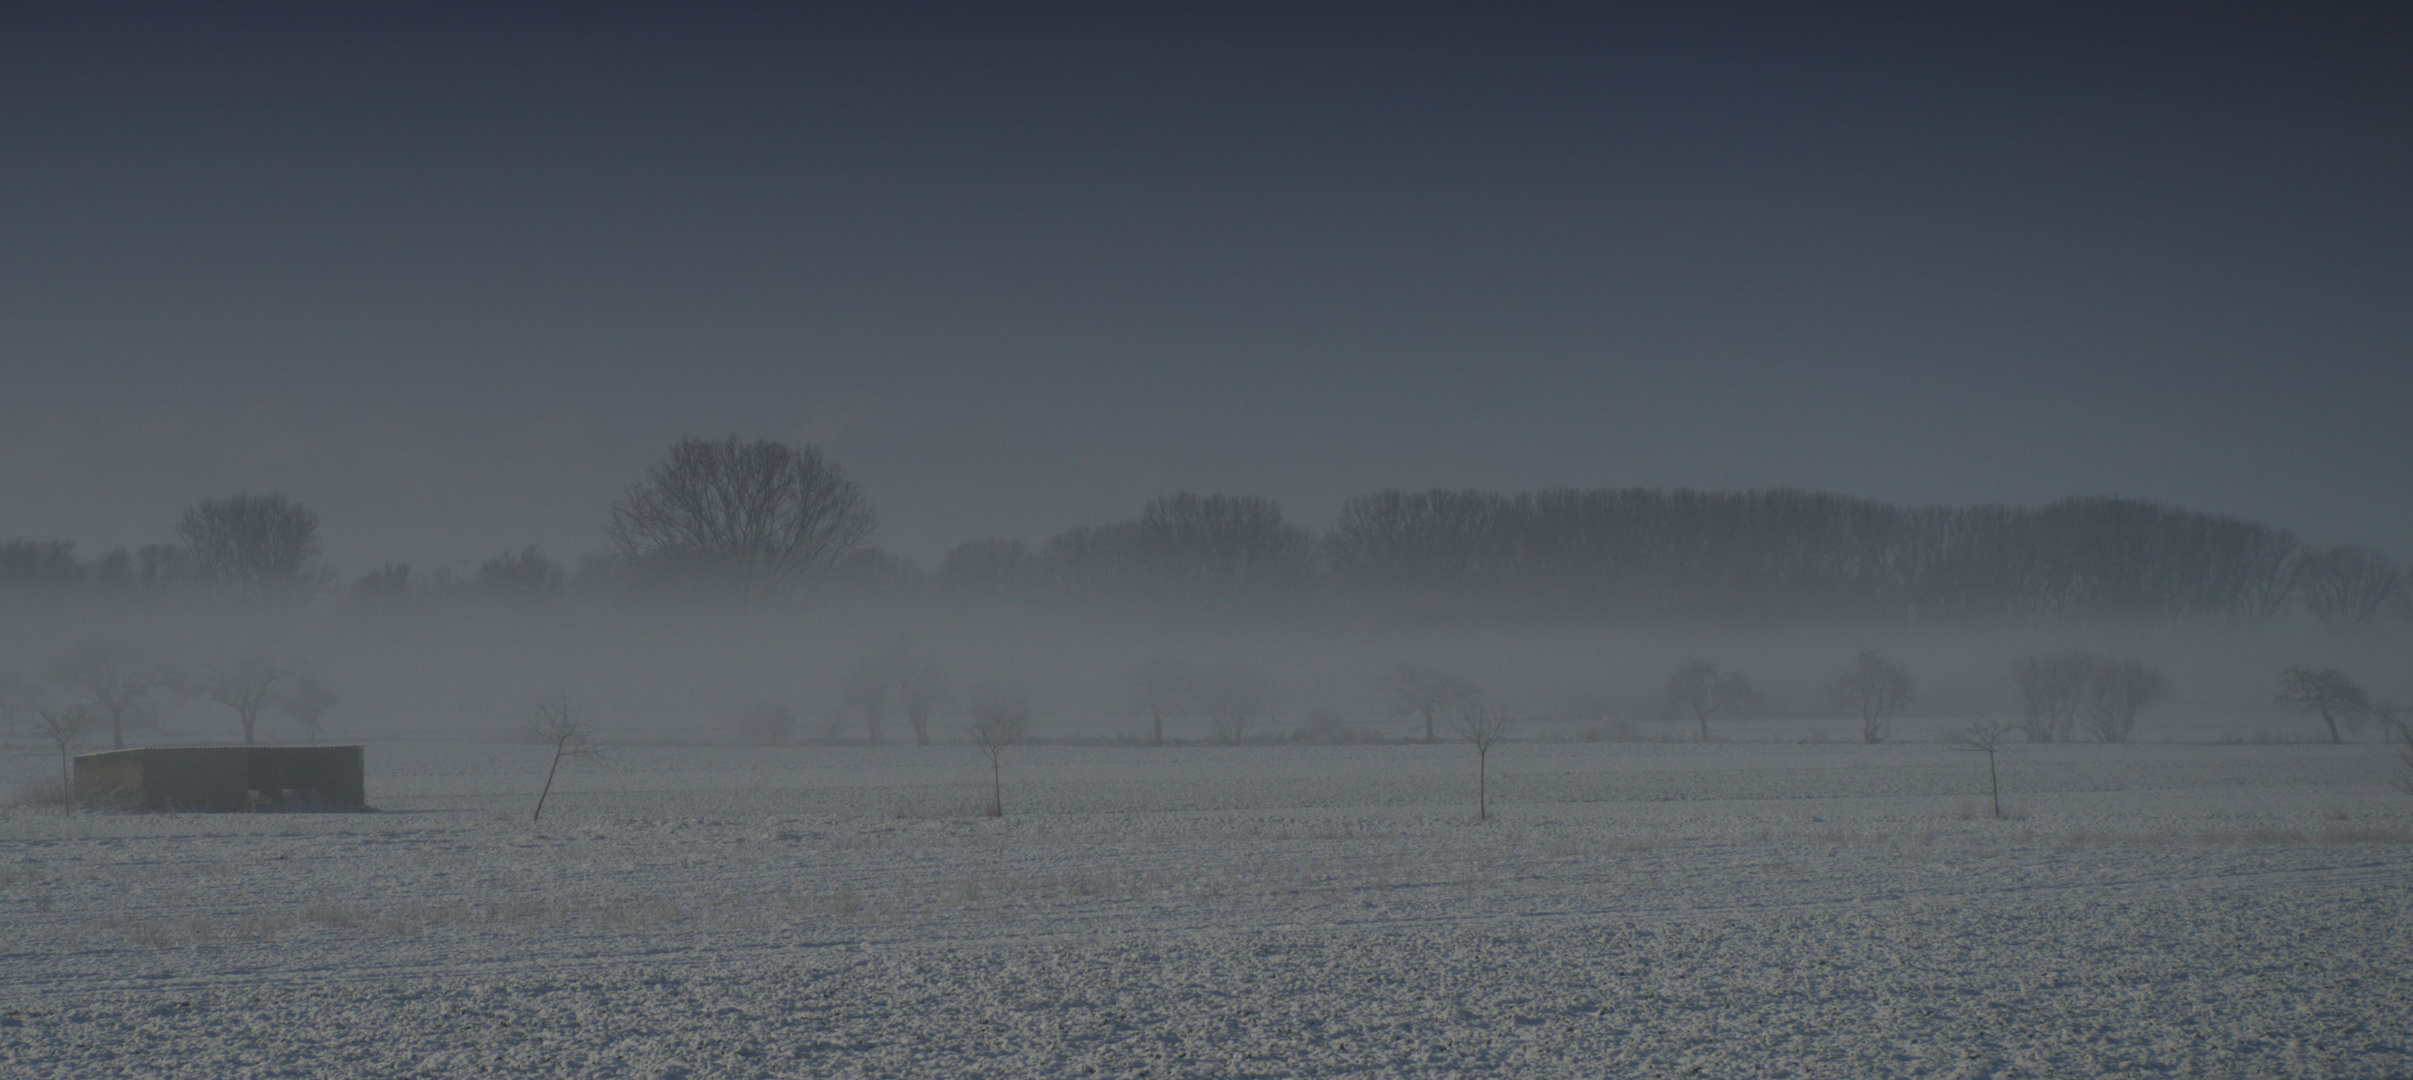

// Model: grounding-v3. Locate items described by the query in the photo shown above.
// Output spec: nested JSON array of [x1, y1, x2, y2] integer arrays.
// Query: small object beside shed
[[73, 746, 367, 811]]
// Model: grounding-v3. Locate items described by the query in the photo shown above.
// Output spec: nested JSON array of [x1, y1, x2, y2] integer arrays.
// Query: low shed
[[74, 746, 367, 811]]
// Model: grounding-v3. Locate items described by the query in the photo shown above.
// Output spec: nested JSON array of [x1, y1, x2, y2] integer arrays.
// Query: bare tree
[[1828, 649, 1913, 744], [878, 638, 951, 747], [1127, 656, 1194, 746], [842, 657, 892, 744], [178, 493, 321, 594], [274, 674, 338, 742], [1957, 720, 2014, 818], [528, 691, 603, 821], [0, 667, 31, 740], [46, 638, 172, 750], [965, 683, 1032, 817], [2375, 701, 2410, 747], [2011, 651, 2093, 743], [735, 703, 797, 746], [608, 436, 875, 599], [34, 706, 96, 814], [1193, 663, 1275, 746], [2079, 658, 2167, 744], [2293, 546, 2405, 632], [2277, 668, 2371, 744], [1455, 702, 1512, 821], [1663, 660, 1757, 742], [1378, 662, 1480, 744], [195, 651, 297, 745]]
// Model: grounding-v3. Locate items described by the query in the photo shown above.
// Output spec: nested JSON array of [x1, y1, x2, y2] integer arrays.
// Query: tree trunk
[[241, 710, 258, 745], [534, 748, 564, 821], [1477, 751, 1488, 821], [1987, 752, 2001, 818], [110, 711, 125, 751], [988, 761, 1003, 817], [2321, 706, 2341, 744]]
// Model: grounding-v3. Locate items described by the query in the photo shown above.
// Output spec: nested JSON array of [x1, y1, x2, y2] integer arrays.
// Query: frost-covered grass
[[2, 740, 2408, 1077]]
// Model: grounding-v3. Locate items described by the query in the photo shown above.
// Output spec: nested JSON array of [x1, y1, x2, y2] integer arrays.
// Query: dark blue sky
[[5, 4, 2409, 572]]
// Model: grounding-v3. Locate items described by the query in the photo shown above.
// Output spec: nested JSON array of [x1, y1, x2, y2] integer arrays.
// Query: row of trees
[[2, 638, 336, 750], [7, 439, 2408, 628], [948, 489, 2388, 625]]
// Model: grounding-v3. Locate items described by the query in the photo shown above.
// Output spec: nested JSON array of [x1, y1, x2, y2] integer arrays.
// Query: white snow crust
[[3, 740, 2408, 1077]]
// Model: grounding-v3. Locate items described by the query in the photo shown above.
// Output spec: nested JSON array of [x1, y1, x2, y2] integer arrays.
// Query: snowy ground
[[3, 738, 2409, 1078]]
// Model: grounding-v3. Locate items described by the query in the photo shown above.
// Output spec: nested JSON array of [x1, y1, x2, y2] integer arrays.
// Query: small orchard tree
[[1194, 662, 1275, 746], [528, 691, 603, 821], [1378, 662, 1479, 743], [1958, 720, 2014, 819], [35, 706, 96, 813], [274, 674, 338, 742], [884, 642, 951, 748], [2079, 658, 2167, 744], [1126, 656, 1194, 746], [2011, 651, 2094, 743], [2277, 668, 2371, 744], [842, 657, 892, 743], [965, 683, 1032, 817], [46, 637, 172, 750], [195, 651, 296, 745], [1664, 660, 1757, 742], [735, 702, 797, 746], [1828, 649, 1913, 744], [1455, 702, 1512, 822]]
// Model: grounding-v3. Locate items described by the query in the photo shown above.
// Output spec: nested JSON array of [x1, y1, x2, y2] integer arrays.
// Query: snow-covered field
[[3, 737, 2409, 1078]]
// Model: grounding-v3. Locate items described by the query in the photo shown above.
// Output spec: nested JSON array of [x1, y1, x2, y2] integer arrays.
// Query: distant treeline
[[6, 484, 2407, 628], [936, 490, 2402, 626]]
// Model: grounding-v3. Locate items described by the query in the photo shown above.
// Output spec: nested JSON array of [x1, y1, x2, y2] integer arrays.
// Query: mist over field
[[6, 4, 2412, 1078]]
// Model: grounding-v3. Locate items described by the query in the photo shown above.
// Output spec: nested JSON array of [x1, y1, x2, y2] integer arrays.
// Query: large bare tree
[[609, 436, 875, 598], [1828, 649, 1913, 744], [178, 493, 321, 594], [46, 638, 172, 750]]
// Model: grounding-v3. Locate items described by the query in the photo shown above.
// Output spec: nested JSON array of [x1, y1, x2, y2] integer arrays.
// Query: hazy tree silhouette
[[1379, 662, 1480, 744], [1126, 656, 1193, 746], [609, 436, 874, 599], [2011, 651, 2093, 743], [1664, 661, 1757, 742], [2078, 658, 2167, 743], [2292, 547, 2404, 632], [1194, 663, 1275, 746], [178, 493, 320, 595], [46, 638, 171, 750], [274, 674, 338, 742], [35, 706, 96, 813], [195, 651, 297, 745], [1828, 649, 1912, 744], [2278, 668, 2371, 744]]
